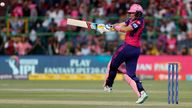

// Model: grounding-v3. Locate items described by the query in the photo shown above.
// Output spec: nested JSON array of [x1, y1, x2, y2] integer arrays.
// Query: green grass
[[0, 80, 191, 108]]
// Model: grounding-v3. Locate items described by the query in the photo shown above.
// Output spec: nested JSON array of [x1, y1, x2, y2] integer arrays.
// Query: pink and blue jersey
[[105, 17, 145, 92], [124, 17, 144, 47]]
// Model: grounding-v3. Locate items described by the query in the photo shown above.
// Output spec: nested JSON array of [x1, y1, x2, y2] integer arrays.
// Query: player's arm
[[114, 22, 133, 33], [116, 25, 133, 32], [114, 21, 141, 33], [113, 22, 126, 27]]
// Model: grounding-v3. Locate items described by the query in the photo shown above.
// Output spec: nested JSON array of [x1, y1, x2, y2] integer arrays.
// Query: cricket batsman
[[101, 4, 148, 104]]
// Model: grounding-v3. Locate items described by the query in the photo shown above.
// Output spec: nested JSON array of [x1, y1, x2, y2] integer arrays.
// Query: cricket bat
[[67, 18, 115, 33], [67, 18, 91, 28]]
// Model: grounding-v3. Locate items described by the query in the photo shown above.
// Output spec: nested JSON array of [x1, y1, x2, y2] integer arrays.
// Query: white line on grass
[[0, 99, 191, 106], [0, 88, 190, 94]]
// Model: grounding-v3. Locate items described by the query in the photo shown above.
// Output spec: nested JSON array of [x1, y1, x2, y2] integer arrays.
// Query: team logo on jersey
[[132, 23, 138, 29]]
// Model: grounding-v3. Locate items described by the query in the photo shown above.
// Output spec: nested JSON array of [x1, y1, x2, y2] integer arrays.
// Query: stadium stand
[[0, 0, 192, 56]]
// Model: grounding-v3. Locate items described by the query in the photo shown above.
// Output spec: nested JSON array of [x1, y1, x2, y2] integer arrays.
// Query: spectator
[[70, 6, 79, 19], [180, 46, 189, 55], [4, 37, 16, 55], [38, 0, 49, 16], [12, 0, 23, 17], [59, 42, 68, 55], [29, 1, 38, 24], [146, 42, 160, 55], [54, 27, 65, 44], [79, 2, 88, 18], [9, 17, 24, 35], [47, 37, 59, 55], [54, 3, 64, 26], [75, 43, 82, 56], [29, 29, 37, 45], [15, 37, 32, 55], [1, 0, 192, 56], [166, 34, 177, 55], [80, 43, 91, 55], [29, 37, 46, 55], [23, 1, 30, 17], [48, 18, 57, 32], [186, 0, 192, 16]]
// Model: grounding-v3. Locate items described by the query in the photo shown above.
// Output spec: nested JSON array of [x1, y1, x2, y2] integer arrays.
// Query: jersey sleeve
[[130, 20, 142, 30]]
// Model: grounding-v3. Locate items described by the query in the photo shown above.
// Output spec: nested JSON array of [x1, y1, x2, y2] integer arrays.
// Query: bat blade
[[67, 18, 88, 28]]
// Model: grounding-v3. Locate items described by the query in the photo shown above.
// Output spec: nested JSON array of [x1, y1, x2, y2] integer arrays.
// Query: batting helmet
[[127, 4, 144, 14]]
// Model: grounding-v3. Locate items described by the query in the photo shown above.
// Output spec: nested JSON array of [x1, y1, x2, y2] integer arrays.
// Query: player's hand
[[105, 24, 115, 31], [97, 24, 106, 34], [97, 24, 115, 34]]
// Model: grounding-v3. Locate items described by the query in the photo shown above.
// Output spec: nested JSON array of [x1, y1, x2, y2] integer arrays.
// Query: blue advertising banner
[[0, 55, 111, 79]]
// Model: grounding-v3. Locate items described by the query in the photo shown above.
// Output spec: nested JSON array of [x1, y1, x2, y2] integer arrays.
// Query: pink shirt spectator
[[29, 4, 36, 10], [13, 5, 23, 17], [167, 37, 177, 52], [71, 9, 79, 18], [16, 42, 32, 55], [59, 19, 67, 27]]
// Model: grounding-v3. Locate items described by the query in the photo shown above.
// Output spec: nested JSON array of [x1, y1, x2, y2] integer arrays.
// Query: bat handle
[[86, 22, 91, 30]]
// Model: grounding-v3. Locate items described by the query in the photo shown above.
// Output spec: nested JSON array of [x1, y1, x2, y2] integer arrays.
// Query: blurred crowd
[[0, 0, 192, 56]]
